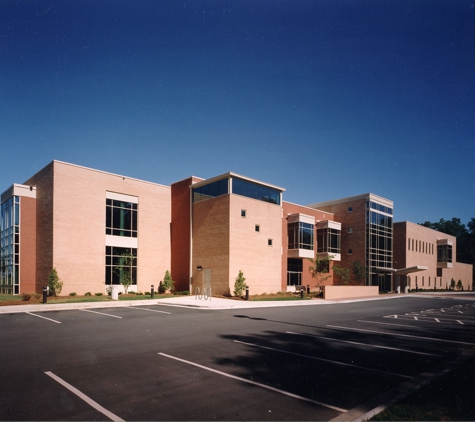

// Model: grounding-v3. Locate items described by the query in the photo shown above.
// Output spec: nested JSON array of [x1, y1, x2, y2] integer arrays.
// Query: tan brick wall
[[19, 196, 37, 293], [394, 221, 473, 291], [323, 285, 379, 300], [192, 195, 230, 295], [27, 161, 171, 295], [229, 195, 282, 295]]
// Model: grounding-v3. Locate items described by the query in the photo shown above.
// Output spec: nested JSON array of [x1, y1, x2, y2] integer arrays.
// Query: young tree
[[234, 270, 247, 297], [450, 278, 456, 290], [457, 279, 463, 290], [48, 268, 63, 296], [162, 270, 174, 293], [308, 254, 333, 291], [333, 264, 350, 285], [351, 260, 366, 285], [114, 252, 135, 294]]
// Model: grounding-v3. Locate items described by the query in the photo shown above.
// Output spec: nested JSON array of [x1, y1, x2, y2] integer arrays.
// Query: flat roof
[[191, 171, 286, 192], [307, 192, 393, 209]]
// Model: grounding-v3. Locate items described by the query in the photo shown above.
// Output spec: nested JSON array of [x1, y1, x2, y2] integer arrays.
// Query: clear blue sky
[[1, 1, 474, 224]]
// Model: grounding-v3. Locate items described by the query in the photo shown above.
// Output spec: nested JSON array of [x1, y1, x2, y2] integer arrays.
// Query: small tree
[[162, 270, 174, 293], [234, 270, 247, 297], [308, 254, 333, 291], [457, 279, 463, 290], [351, 260, 366, 285], [48, 268, 63, 296], [450, 278, 456, 290], [333, 264, 350, 285], [114, 252, 135, 294]]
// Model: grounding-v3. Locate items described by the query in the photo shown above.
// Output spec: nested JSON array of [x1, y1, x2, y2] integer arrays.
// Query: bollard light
[[245, 286, 249, 301], [42, 286, 48, 304], [300, 286, 304, 299], [151, 284, 154, 299]]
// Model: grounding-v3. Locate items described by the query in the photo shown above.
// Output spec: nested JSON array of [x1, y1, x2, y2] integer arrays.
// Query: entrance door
[[378, 273, 391, 293]]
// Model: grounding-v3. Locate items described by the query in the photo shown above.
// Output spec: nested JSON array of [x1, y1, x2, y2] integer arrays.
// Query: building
[[393, 221, 472, 291], [0, 160, 472, 295], [308, 194, 394, 292]]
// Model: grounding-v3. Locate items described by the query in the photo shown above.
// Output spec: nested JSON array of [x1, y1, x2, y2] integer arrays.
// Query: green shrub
[[137, 291, 144, 295], [32, 293, 41, 299], [144, 291, 150, 295], [48, 268, 63, 297], [69, 292, 77, 296], [94, 292, 103, 296], [173, 290, 190, 295], [84, 292, 92, 296], [128, 291, 136, 295], [162, 270, 175, 292], [233, 270, 247, 297], [21, 293, 31, 301]]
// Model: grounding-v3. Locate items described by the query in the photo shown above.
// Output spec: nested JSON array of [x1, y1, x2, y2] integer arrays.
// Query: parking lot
[[1, 294, 474, 421]]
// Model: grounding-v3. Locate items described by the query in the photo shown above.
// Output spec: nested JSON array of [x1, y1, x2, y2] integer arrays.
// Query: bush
[[84, 292, 92, 296], [32, 293, 41, 299], [69, 292, 77, 296], [128, 291, 136, 295], [94, 292, 103, 296], [173, 290, 190, 296], [162, 270, 175, 292], [144, 291, 150, 295], [234, 270, 247, 297], [48, 268, 63, 297], [137, 291, 144, 295], [21, 293, 31, 301]]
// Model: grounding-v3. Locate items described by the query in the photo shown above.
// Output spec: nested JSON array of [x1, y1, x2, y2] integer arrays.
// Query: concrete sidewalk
[[0, 293, 407, 314]]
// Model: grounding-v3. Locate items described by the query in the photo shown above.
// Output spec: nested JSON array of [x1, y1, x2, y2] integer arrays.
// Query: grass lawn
[[369, 355, 475, 421], [0, 293, 176, 306]]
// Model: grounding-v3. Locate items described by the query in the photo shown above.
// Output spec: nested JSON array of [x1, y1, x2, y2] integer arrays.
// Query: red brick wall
[[171, 177, 202, 292], [282, 202, 335, 291]]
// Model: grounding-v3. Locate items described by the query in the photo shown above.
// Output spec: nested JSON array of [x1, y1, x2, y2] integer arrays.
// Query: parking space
[[1, 297, 474, 421]]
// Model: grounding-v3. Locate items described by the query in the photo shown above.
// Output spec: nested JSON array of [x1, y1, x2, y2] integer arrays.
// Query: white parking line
[[457, 320, 464, 325], [25, 312, 61, 324], [123, 307, 171, 314], [233, 340, 412, 379], [327, 325, 475, 346], [285, 331, 442, 357], [45, 371, 124, 421], [79, 309, 122, 319], [158, 352, 348, 412]]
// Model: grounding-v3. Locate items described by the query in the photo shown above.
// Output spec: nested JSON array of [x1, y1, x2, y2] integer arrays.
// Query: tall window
[[317, 227, 340, 254], [288, 222, 314, 250], [105, 247, 137, 285], [365, 201, 393, 287], [0, 196, 19, 294], [106, 199, 138, 237], [437, 244, 452, 263], [287, 258, 302, 286]]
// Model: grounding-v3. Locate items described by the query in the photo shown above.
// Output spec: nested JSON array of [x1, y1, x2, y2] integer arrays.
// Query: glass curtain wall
[[366, 201, 393, 291], [0, 196, 20, 294]]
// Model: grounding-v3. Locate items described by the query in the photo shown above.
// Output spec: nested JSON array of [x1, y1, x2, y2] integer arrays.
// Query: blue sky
[[1, 0, 474, 224]]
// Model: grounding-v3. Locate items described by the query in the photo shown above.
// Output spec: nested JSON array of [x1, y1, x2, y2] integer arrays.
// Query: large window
[[288, 222, 314, 250], [287, 258, 302, 286], [365, 201, 393, 287], [232, 177, 280, 205], [106, 199, 138, 237], [0, 196, 19, 294], [317, 227, 340, 254], [105, 246, 137, 285], [437, 244, 452, 263], [193, 179, 229, 203]]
